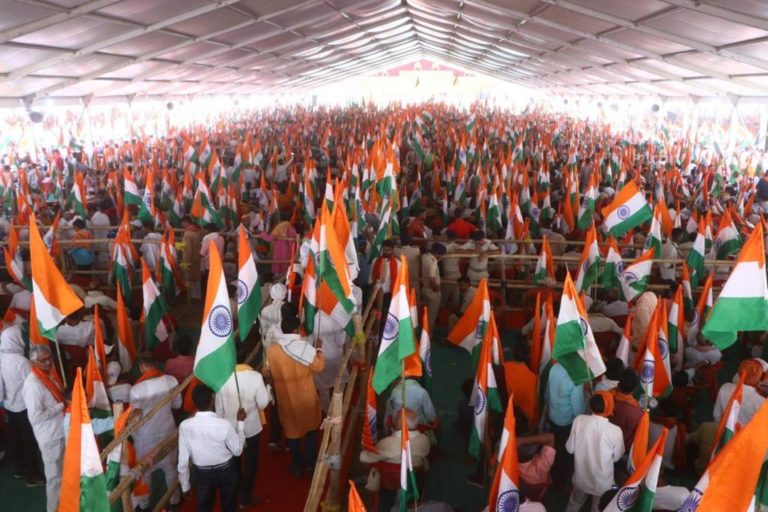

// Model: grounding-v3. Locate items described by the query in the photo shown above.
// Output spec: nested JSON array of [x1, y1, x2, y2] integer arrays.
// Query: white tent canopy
[[2, 0, 768, 107]]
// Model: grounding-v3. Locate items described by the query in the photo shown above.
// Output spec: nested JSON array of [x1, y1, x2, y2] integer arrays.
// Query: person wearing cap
[[181, 215, 203, 301], [215, 350, 269, 508], [259, 283, 286, 347], [420, 243, 443, 335], [106, 361, 131, 404], [461, 231, 499, 284]]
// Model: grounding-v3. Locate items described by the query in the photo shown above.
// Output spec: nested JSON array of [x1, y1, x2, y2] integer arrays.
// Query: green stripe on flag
[[608, 207, 652, 238], [702, 296, 768, 348]]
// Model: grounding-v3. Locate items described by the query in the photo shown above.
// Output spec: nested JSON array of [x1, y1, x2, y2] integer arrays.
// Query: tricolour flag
[[602, 236, 623, 290], [681, 261, 694, 314], [713, 209, 742, 259], [616, 312, 633, 367], [702, 223, 768, 348], [627, 410, 650, 473], [635, 305, 672, 399], [4, 224, 31, 290], [577, 171, 598, 229], [236, 225, 261, 341], [349, 480, 367, 512], [469, 314, 503, 458], [620, 248, 655, 303], [689, 272, 714, 341], [158, 229, 184, 298], [553, 272, 606, 385], [194, 240, 236, 392], [399, 411, 419, 512], [687, 216, 708, 289], [574, 224, 600, 292], [123, 168, 142, 206], [105, 406, 133, 491], [488, 395, 521, 512], [603, 428, 668, 512], [447, 278, 491, 363], [141, 259, 169, 350], [372, 255, 416, 393], [85, 346, 111, 418], [645, 202, 663, 258], [419, 306, 432, 391], [29, 213, 83, 341], [601, 181, 652, 238], [710, 375, 743, 460], [58, 368, 110, 512], [678, 400, 768, 511], [361, 370, 379, 453], [669, 285, 685, 369], [116, 283, 136, 373], [534, 237, 555, 284]]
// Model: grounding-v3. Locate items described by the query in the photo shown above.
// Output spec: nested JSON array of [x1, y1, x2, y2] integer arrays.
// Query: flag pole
[[233, 366, 243, 409], [53, 339, 68, 388]]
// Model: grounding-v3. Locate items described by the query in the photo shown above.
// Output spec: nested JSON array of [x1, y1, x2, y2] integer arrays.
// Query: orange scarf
[[135, 368, 165, 385], [372, 256, 398, 293], [31, 366, 65, 403], [612, 390, 640, 408], [594, 390, 615, 417]]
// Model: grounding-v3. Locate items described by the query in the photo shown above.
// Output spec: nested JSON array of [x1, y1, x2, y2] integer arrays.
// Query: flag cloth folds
[[3, 224, 31, 290], [702, 223, 768, 348], [447, 278, 491, 363], [602, 236, 623, 290], [29, 213, 83, 341], [553, 272, 606, 385], [534, 237, 555, 284], [627, 410, 650, 473], [620, 248, 655, 303], [469, 314, 503, 458], [601, 181, 652, 237], [574, 224, 600, 292], [603, 428, 668, 512], [419, 306, 432, 391], [236, 225, 262, 341], [635, 305, 672, 399], [616, 312, 633, 367], [348, 480, 367, 512], [58, 368, 110, 512], [85, 346, 111, 418], [399, 411, 419, 512], [678, 399, 768, 511], [194, 241, 236, 392], [372, 255, 416, 394], [116, 283, 136, 373], [709, 376, 743, 460], [488, 395, 521, 512], [141, 259, 169, 350], [713, 209, 742, 259], [361, 370, 379, 453], [687, 216, 708, 289]]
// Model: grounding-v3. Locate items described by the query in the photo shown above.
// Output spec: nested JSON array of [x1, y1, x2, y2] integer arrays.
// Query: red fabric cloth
[[446, 218, 477, 239], [610, 399, 643, 448], [164, 355, 194, 384]]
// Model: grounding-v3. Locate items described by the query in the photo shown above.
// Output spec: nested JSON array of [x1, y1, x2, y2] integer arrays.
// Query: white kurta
[[566, 414, 624, 496], [215, 369, 269, 438], [713, 382, 765, 426]]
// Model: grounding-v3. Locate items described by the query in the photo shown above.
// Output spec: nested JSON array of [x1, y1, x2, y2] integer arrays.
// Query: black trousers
[[7, 410, 42, 480], [551, 422, 574, 490], [238, 434, 260, 503], [195, 459, 237, 512]]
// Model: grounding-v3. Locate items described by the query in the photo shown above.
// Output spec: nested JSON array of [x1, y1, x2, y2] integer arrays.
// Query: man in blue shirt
[[546, 362, 586, 490]]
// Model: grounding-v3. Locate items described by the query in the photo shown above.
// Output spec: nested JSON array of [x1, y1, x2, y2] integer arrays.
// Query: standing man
[[22, 345, 66, 512], [1, 326, 44, 486], [545, 362, 586, 491], [179, 385, 246, 512], [370, 240, 401, 314], [266, 313, 325, 477], [215, 358, 269, 508], [139, 220, 163, 270], [181, 216, 203, 301], [420, 243, 443, 335], [441, 231, 463, 310], [461, 231, 499, 284], [130, 353, 182, 507]]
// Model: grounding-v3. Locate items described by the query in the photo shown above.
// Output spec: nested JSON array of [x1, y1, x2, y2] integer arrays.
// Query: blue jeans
[[286, 430, 317, 473]]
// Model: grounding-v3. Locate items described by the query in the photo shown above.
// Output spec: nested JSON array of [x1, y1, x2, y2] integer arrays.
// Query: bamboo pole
[[108, 431, 179, 503], [100, 374, 194, 462]]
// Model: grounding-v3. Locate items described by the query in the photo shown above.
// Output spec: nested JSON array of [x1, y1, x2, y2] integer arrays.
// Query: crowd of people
[[0, 102, 767, 512]]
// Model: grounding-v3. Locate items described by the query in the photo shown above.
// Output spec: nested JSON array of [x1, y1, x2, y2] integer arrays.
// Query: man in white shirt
[[139, 221, 163, 270], [713, 359, 765, 426], [259, 283, 286, 346], [461, 231, 499, 284], [22, 344, 66, 512], [179, 384, 246, 512], [215, 362, 269, 508], [130, 353, 182, 507], [0, 325, 43, 485], [660, 228, 683, 283], [420, 243, 443, 335], [89, 202, 112, 267], [565, 392, 625, 512], [360, 409, 430, 467], [55, 309, 99, 348]]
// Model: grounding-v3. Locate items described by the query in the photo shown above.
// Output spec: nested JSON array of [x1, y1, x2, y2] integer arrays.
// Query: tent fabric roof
[[2, 0, 768, 104]]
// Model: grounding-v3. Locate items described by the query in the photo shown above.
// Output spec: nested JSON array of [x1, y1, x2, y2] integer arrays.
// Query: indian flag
[[372, 255, 416, 393], [158, 230, 184, 298], [29, 213, 83, 341], [602, 236, 623, 290], [488, 395, 521, 512], [3, 224, 31, 290], [682, 262, 694, 314], [689, 272, 714, 340], [469, 314, 503, 459], [669, 286, 685, 369], [236, 225, 261, 341], [447, 278, 491, 364], [620, 248, 655, 303], [553, 272, 606, 385], [70, 173, 87, 218], [486, 187, 502, 233], [141, 259, 169, 350], [58, 368, 110, 512], [399, 411, 419, 512], [190, 179, 222, 228], [300, 257, 318, 335], [645, 202, 663, 258], [577, 172, 598, 229], [194, 240, 236, 392], [105, 406, 133, 491], [419, 306, 432, 391], [534, 237, 555, 284], [574, 225, 600, 292], [687, 218, 708, 289], [678, 399, 768, 511], [116, 283, 136, 373], [601, 181, 652, 238], [604, 428, 668, 512], [710, 377, 743, 460], [123, 168, 141, 206], [85, 347, 111, 418], [702, 223, 768, 348], [713, 209, 742, 259], [635, 305, 671, 399], [627, 410, 650, 473]]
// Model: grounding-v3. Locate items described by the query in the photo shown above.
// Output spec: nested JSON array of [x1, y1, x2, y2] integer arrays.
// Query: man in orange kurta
[[266, 314, 325, 477]]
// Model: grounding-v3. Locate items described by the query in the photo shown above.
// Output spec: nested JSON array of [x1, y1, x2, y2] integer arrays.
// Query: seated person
[[684, 335, 722, 369], [598, 289, 629, 319], [594, 358, 624, 392], [518, 430, 556, 488], [714, 359, 766, 426], [610, 369, 643, 449], [385, 379, 438, 432], [360, 409, 430, 468]]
